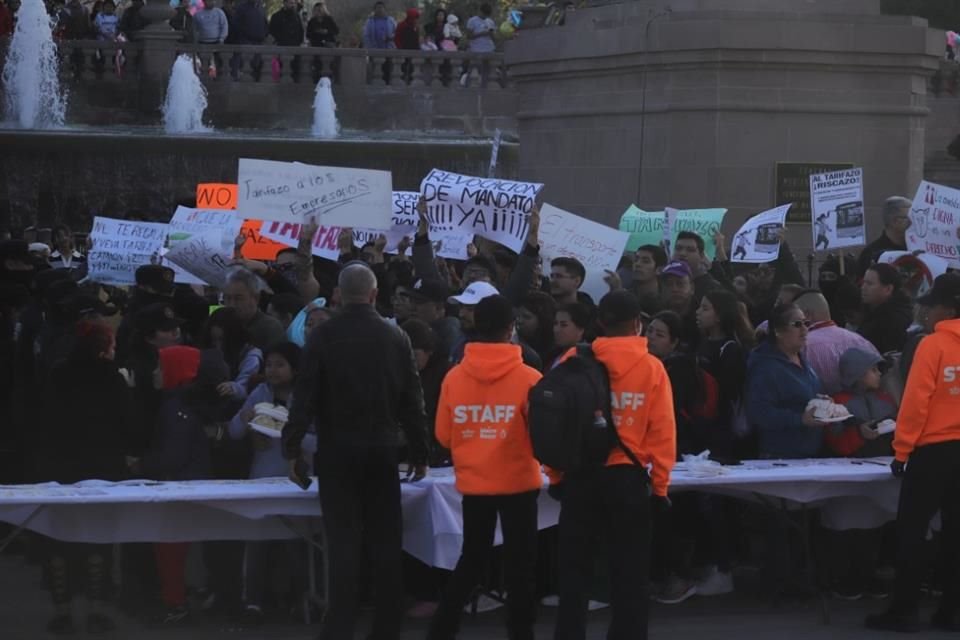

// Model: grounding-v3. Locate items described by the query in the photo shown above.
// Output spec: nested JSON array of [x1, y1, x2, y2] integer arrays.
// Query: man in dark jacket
[[230, 0, 268, 78], [858, 263, 914, 354], [284, 262, 428, 640], [857, 196, 912, 278], [268, 0, 303, 79], [269, 0, 302, 44]]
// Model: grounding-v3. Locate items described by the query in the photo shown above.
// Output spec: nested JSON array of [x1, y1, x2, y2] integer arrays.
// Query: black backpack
[[528, 344, 641, 472]]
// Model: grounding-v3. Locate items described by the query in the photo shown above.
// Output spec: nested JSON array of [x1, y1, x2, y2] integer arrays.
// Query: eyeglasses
[[787, 320, 807, 329], [550, 273, 573, 280]]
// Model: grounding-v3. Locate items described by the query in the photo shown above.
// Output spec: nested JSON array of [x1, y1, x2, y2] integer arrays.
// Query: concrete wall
[[0, 130, 518, 229], [507, 0, 941, 258], [59, 73, 517, 135]]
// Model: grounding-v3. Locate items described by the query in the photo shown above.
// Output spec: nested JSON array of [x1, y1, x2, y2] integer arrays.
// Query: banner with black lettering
[[420, 169, 543, 253]]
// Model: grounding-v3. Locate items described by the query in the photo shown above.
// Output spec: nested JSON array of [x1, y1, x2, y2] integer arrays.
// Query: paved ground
[[0, 552, 948, 639]]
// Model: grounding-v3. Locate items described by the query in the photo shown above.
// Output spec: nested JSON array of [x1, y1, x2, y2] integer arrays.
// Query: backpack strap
[[578, 343, 645, 469]]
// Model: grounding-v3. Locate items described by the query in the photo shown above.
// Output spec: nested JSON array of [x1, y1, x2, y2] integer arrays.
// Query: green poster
[[619, 206, 727, 259]]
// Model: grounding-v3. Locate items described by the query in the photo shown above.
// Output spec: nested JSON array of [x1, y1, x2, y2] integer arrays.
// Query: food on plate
[[250, 403, 288, 432], [874, 419, 896, 435], [806, 397, 852, 421]]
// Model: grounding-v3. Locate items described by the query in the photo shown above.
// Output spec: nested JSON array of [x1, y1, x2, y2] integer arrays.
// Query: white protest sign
[[809, 167, 865, 251], [730, 204, 791, 264], [420, 168, 543, 253], [390, 191, 473, 260], [236, 158, 393, 227], [87, 217, 168, 285], [538, 203, 631, 302], [907, 180, 960, 268], [167, 206, 243, 285], [165, 231, 232, 289]]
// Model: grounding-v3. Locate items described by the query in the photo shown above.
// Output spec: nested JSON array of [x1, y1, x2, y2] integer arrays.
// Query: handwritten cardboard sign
[[420, 169, 543, 253], [908, 180, 960, 268], [619, 206, 727, 258], [259, 191, 474, 261], [87, 217, 168, 285], [166, 206, 243, 284], [165, 231, 231, 288], [538, 204, 630, 301], [196, 183, 239, 210], [236, 158, 393, 227]]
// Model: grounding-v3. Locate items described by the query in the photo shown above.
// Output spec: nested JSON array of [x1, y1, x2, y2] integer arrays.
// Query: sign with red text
[[908, 180, 960, 268], [259, 192, 473, 261], [537, 204, 630, 301], [236, 158, 392, 226]]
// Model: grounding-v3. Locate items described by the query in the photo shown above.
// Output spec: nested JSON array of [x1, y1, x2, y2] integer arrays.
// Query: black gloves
[[891, 459, 906, 478]]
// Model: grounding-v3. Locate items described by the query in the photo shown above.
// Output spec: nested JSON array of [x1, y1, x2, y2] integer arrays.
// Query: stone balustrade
[[4, 38, 508, 89]]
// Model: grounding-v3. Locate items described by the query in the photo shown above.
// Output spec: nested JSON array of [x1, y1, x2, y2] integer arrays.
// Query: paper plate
[[253, 405, 289, 422], [249, 421, 283, 439], [815, 414, 853, 424]]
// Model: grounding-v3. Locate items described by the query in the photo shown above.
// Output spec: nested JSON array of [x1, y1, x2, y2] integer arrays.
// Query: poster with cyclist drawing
[[809, 167, 865, 251]]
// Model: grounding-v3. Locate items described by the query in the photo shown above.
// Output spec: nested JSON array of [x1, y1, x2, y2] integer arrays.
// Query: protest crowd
[[1, 161, 960, 640]]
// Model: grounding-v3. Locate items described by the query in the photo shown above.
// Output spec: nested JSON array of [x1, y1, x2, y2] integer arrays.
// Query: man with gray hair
[[857, 196, 912, 277], [794, 289, 880, 395], [283, 261, 428, 640], [223, 266, 285, 350]]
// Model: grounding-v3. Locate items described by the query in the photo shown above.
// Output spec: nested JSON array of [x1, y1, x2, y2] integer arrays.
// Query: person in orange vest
[[554, 290, 676, 640], [427, 294, 543, 640], [866, 273, 960, 632]]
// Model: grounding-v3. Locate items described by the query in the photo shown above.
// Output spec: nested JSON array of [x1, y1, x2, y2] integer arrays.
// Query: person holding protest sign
[[283, 262, 429, 640], [427, 294, 542, 640], [672, 231, 723, 303]]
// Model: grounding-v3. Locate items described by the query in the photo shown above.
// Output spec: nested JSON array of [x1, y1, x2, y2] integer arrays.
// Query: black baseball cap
[[136, 302, 185, 334], [598, 290, 642, 327], [408, 278, 450, 304], [135, 264, 175, 294], [61, 292, 118, 321], [918, 272, 960, 308]]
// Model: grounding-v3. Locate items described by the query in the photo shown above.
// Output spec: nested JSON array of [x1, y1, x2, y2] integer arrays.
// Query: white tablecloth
[[0, 458, 900, 570]]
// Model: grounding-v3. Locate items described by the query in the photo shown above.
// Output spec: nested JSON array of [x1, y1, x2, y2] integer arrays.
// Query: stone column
[[506, 0, 941, 254]]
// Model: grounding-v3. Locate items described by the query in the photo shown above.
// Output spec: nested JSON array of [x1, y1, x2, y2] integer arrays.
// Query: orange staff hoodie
[[548, 337, 677, 496], [435, 342, 543, 496], [894, 318, 960, 462], [592, 337, 676, 497]]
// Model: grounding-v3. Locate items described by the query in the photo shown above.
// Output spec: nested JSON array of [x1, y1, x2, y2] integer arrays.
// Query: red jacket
[[0, 4, 14, 37]]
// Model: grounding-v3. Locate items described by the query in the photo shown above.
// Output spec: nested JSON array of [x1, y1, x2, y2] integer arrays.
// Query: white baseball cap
[[448, 281, 499, 306]]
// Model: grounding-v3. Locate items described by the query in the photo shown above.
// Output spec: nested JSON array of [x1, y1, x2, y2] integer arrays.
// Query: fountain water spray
[[311, 77, 339, 139], [1, 0, 66, 128], [162, 55, 210, 134]]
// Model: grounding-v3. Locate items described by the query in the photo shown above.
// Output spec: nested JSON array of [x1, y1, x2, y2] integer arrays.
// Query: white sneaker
[[695, 566, 734, 596], [653, 576, 697, 604]]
